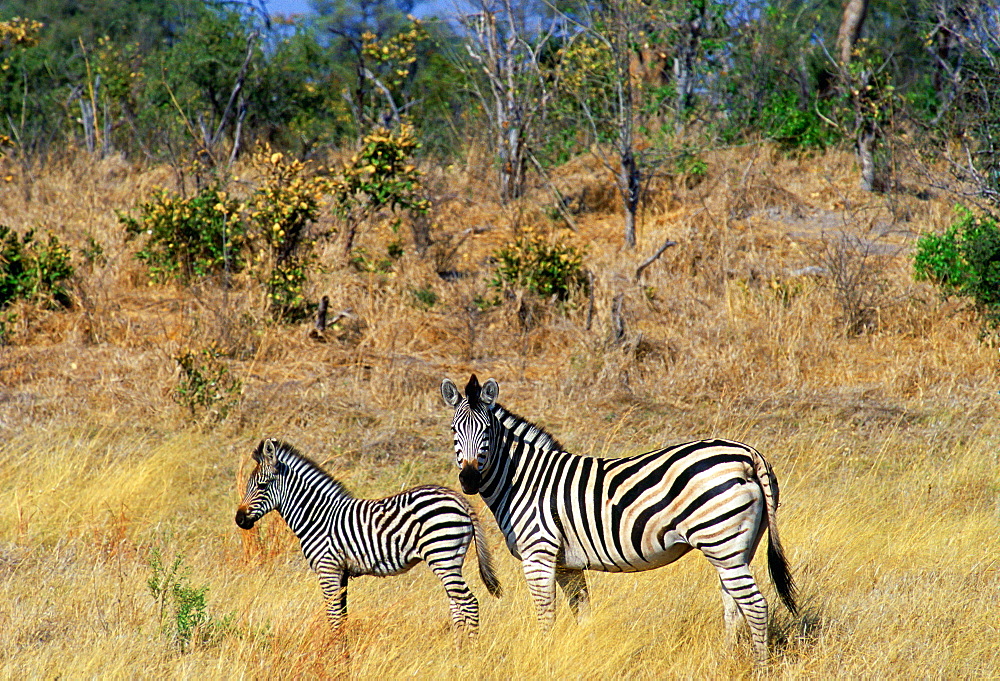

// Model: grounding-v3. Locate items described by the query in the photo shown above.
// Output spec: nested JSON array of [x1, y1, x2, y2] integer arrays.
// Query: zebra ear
[[261, 439, 279, 466], [481, 378, 499, 407], [252, 439, 266, 463], [441, 378, 461, 407]]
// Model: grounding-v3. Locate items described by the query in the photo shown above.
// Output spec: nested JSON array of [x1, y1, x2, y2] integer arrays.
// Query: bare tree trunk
[[836, 0, 870, 65], [459, 2, 554, 205], [620, 148, 639, 248], [673, 2, 705, 128], [858, 125, 877, 192], [836, 0, 877, 192]]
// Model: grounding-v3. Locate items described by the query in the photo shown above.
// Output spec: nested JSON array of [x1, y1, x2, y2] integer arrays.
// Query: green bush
[[147, 547, 235, 652], [0, 225, 74, 309], [331, 125, 430, 255], [121, 147, 329, 322], [914, 207, 1000, 330], [119, 183, 244, 283], [491, 231, 587, 302], [758, 90, 842, 151], [172, 345, 242, 422], [245, 147, 330, 321]]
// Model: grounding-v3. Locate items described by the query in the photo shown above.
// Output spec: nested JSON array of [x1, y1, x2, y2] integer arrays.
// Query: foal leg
[[426, 556, 480, 635], [317, 568, 349, 631]]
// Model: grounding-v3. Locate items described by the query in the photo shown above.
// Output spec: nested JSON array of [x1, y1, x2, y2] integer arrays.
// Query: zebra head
[[441, 374, 499, 495], [235, 438, 287, 530]]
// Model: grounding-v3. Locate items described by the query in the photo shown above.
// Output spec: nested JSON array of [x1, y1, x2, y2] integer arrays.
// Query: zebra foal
[[235, 438, 502, 635], [440, 375, 797, 663]]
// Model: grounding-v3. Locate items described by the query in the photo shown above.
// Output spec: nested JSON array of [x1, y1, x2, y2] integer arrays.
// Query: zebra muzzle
[[459, 464, 482, 494], [235, 508, 255, 530]]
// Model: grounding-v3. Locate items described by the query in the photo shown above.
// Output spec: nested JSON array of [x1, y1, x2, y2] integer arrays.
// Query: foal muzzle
[[234, 508, 255, 530]]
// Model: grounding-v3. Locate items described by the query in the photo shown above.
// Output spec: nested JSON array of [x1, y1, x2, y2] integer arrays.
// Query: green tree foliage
[[311, 0, 422, 130]]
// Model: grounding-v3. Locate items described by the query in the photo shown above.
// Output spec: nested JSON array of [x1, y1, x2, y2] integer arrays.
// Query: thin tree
[[555, 0, 645, 248], [456, 0, 558, 203], [834, 0, 878, 191]]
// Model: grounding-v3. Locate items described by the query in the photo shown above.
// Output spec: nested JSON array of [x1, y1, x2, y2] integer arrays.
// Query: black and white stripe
[[441, 375, 796, 663], [235, 438, 502, 634]]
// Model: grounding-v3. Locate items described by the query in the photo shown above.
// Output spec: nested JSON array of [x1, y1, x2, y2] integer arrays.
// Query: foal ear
[[441, 378, 461, 407], [481, 378, 499, 407], [261, 439, 279, 466], [251, 439, 266, 463]]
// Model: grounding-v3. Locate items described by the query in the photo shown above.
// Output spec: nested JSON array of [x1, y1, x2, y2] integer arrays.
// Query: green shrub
[[0, 225, 74, 309], [246, 147, 330, 321], [331, 125, 430, 255], [491, 231, 587, 301], [759, 90, 842, 151], [119, 183, 244, 283], [914, 207, 1000, 330], [147, 547, 235, 652], [121, 147, 329, 322], [0, 225, 74, 341], [172, 345, 242, 422]]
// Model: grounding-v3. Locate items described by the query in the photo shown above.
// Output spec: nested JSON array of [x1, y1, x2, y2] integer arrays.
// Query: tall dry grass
[[0, 144, 997, 677]]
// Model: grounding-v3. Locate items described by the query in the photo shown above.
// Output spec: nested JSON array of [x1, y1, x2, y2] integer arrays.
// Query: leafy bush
[[491, 231, 587, 301], [758, 90, 842, 152], [121, 147, 329, 321], [173, 345, 242, 422], [246, 147, 330, 320], [147, 547, 235, 652], [0, 225, 74, 342], [331, 125, 430, 255], [119, 183, 244, 283], [914, 208, 1000, 330], [0, 226, 74, 309]]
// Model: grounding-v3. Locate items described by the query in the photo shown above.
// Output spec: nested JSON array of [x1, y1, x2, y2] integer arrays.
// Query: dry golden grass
[[1, 144, 998, 678]]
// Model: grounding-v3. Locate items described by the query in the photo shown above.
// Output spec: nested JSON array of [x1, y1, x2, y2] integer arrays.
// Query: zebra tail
[[753, 450, 798, 616], [470, 507, 503, 599]]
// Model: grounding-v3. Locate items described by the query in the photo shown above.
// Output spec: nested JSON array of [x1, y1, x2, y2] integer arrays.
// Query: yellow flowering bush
[[121, 147, 331, 320], [491, 229, 588, 302], [0, 17, 42, 78], [246, 145, 331, 319], [119, 183, 244, 283], [332, 124, 429, 254]]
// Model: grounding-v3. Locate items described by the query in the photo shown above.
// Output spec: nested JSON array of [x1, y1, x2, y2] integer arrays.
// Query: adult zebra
[[440, 375, 797, 663], [235, 438, 502, 635]]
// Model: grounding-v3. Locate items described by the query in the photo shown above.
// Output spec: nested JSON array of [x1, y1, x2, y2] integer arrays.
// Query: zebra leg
[[720, 581, 742, 648], [714, 563, 769, 664], [555, 567, 590, 620], [317, 568, 349, 632], [426, 558, 481, 636], [522, 552, 559, 630]]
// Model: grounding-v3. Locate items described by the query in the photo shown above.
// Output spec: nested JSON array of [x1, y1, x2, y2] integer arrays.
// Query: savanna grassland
[[1, 143, 998, 679]]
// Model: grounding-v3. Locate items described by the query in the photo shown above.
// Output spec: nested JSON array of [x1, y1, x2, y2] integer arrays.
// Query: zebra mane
[[267, 439, 354, 498], [490, 403, 564, 452]]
